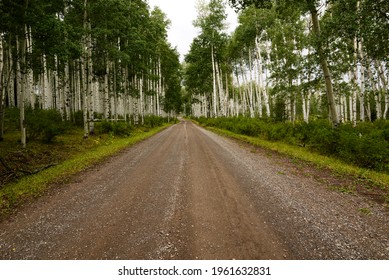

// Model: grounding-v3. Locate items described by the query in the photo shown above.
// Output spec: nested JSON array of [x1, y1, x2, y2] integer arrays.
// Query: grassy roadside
[[0, 124, 172, 217], [197, 123, 389, 202]]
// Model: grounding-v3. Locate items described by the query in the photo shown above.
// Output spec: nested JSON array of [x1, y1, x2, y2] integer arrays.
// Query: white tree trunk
[[211, 44, 217, 117], [302, 92, 308, 123], [26, 26, 34, 108], [16, 34, 26, 147], [123, 66, 129, 121], [42, 55, 50, 109], [216, 61, 226, 117], [7, 41, 15, 107], [140, 74, 144, 125], [81, 0, 89, 137], [104, 59, 110, 119], [0, 36, 4, 140], [87, 22, 94, 134], [64, 61, 71, 120], [358, 39, 365, 121], [81, 55, 88, 138], [157, 57, 162, 116], [113, 63, 118, 121], [75, 60, 82, 112], [311, 8, 339, 125], [248, 49, 254, 118], [255, 36, 264, 118], [54, 55, 62, 116], [375, 61, 388, 119], [132, 74, 139, 125], [225, 73, 230, 117]]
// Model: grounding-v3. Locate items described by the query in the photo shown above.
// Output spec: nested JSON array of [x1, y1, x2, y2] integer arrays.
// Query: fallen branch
[[17, 163, 58, 175]]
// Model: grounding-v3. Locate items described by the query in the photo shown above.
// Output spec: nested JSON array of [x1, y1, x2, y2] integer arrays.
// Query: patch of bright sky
[[147, 0, 238, 61]]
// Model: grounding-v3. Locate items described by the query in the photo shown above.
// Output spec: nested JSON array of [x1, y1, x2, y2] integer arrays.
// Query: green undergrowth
[[203, 125, 389, 190], [0, 124, 171, 217], [195, 117, 389, 173]]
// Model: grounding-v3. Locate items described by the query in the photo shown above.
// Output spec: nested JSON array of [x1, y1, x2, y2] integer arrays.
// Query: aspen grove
[[0, 0, 182, 145], [185, 0, 388, 124], [1, 0, 388, 147]]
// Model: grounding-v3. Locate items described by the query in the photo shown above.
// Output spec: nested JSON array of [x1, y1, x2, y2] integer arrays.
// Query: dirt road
[[0, 120, 388, 259]]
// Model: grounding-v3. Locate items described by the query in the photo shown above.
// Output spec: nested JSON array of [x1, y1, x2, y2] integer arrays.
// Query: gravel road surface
[[0, 120, 388, 259]]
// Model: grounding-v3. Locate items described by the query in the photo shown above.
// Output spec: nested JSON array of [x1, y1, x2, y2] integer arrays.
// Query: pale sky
[[147, 0, 238, 60]]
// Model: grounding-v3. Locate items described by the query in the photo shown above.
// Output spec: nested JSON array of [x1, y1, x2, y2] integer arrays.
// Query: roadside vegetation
[[196, 117, 389, 173], [0, 107, 176, 217]]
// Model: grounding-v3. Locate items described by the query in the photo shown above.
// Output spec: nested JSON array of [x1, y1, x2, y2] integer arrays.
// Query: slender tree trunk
[[54, 55, 62, 116], [310, 7, 339, 125], [104, 58, 110, 119], [87, 21, 94, 134], [64, 60, 71, 120], [74, 60, 82, 112], [366, 101, 371, 121], [349, 69, 357, 126], [211, 44, 218, 117], [26, 26, 34, 108], [133, 74, 139, 126], [302, 91, 308, 123], [367, 63, 382, 119], [358, 39, 366, 121], [340, 96, 346, 123], [16, 34, 26, 148], [248, 49, 255, 117], [0, 36, 4, 140], [157, 57, 162, 117], [63, 2, 70, 119], [81, 0, 89, 138], [7, 36, 15, 108], [41, 55, 48, 109], [140, 74, 144, 125], [113, 62, 118, 121], [255, 36, 264, 118], [375, 61, 388, 119], [123, 66, 129, 122], [81, 53, 88, 138], [225, 73, 230, 117], [348, 74, 354, 123], [216, 61, 225, 117], [81, 0, 89, 139]]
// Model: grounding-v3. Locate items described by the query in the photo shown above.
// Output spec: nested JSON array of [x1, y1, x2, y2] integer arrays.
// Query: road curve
[[0, 120, 388, 259]]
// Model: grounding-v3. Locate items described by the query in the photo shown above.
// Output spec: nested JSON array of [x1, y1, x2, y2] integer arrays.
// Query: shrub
[[25, 108, 69, 143], [144, 115, 164, 128], [195, 116, 389, 173], [96, 121, 133, 136]]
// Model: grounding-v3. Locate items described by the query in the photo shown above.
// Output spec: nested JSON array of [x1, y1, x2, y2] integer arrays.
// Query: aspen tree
[[211, 43, 218, 117], [376, 62, 388, 119], [16, 33, 26, 148], [87, 20, 94, 134], [0, 35, 4, 140], [81, 0, 89, 138], [104, 59, 110, 119]]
